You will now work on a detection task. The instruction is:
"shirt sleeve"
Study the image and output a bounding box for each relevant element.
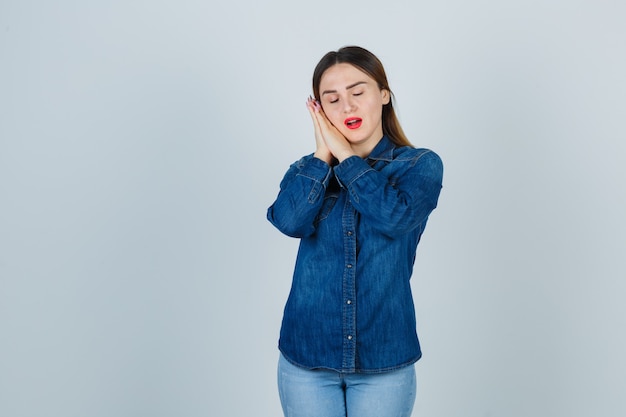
[267,155,333,238]
[333,150,443,237]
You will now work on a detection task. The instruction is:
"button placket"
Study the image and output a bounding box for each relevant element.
[341,200,358,371]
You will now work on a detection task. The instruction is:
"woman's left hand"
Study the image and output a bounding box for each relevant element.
[310,100,356,162]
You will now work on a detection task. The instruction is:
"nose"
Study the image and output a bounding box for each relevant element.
[343,96,357,113]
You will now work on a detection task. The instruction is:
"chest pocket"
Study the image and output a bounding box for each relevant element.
[314,193,338,225]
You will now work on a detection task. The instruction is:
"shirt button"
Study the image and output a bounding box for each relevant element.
[346,264,352,269]
[346,300,352,305]
[347,335,353,340]
[347,231,353,236]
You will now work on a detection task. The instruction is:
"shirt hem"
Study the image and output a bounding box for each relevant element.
[278,348,422,374]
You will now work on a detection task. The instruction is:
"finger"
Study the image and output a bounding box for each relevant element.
[306,99,323,136]
[306,97,323,127]
[314,108,337,139]
[306,97,333,162]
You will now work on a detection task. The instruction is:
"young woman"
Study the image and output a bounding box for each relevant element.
[267,46,443,417]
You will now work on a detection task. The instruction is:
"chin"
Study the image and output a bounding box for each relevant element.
[345,136,364,145]
[343,130,364,141]
[347,133,371,144]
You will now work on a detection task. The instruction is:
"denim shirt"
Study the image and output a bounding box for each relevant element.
[267,136,443,374]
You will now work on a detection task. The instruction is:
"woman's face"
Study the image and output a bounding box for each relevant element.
[318,63,390,151]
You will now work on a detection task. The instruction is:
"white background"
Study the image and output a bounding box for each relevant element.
[1,1,625,416]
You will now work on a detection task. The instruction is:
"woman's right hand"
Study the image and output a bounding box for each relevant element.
[306,96,333,164]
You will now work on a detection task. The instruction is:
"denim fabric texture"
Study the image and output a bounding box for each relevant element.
[267,136,443,373]
[277,353,416,417]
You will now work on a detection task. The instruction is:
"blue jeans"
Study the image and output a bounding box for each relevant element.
[277,354,416,417]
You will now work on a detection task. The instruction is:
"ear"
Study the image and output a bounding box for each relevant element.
[381,89,391,105]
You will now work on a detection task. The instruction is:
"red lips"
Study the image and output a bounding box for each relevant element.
[344,117,362,130]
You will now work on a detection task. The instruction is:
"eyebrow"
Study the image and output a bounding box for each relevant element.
[321,81,367,96]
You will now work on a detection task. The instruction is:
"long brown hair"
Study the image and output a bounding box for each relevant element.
[312,46,412,147]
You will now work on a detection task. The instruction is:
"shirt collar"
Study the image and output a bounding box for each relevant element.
[366,135,396,162]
